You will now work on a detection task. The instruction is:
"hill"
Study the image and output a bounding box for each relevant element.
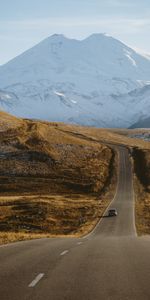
[0,111,117,243]
[0,112,150,243]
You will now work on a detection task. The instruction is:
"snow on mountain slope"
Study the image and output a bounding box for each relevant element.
[130,117,150,129]
[0,33,150,128]
[111,83,150,125]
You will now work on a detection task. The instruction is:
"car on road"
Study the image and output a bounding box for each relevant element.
[108,208,118,217]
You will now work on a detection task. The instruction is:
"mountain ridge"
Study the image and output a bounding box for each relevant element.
[0,33,150,128]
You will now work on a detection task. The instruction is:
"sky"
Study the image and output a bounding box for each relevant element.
[0,0,150,65]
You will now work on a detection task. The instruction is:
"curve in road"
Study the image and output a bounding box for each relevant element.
[0,146,150,300]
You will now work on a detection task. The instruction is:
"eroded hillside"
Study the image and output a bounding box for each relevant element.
[132,148,150,234]
[0,112,117,244]
[0,112,114,194]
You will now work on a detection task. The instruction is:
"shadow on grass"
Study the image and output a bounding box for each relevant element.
[99,215,117,218]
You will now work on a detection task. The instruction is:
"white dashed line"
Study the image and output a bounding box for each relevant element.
[28,273,45,288]
[60,250,69,256]
[82,149,120,239]
[77,242,83,245]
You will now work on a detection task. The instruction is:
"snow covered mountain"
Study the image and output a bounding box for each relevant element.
[130,116,150,129]
[0,33,150,128]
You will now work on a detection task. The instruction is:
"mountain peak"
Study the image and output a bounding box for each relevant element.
[0,33,150,128]
[49,34,66,40]
[46,33,114,44]
[84,33,126,48]
[85,33,111,39]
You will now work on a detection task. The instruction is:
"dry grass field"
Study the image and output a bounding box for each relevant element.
[132,148,150,235]
[59,124,150,236]
[0,187,115,245]
[0,111,150,243]
[0,111,118,244]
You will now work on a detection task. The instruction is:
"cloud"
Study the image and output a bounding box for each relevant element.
[105,0,132,6]
[0,17,150,31]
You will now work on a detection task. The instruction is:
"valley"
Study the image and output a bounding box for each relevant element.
[1,0,150,297]
[0,111,150,244]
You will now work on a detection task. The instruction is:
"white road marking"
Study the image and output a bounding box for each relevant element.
[28,273,45,288]
[77,242,83,245]
[83,149,120,239]
[131,165,138,237]
[60,250,69,256]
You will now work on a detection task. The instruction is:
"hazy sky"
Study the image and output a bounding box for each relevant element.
[0,0,150,64]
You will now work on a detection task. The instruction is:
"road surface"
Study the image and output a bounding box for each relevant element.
[0,147,150,300]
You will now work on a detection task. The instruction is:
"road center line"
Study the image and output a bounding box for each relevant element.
[60,250,69,256]
[28,273,45,288]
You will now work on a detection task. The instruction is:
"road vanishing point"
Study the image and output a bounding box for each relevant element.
[0,147,150,300]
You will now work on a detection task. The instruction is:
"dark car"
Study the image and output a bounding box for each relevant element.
[108,208,118,217]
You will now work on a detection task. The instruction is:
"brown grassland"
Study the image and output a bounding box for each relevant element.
[132,148,150,235]
[0,111,150,244]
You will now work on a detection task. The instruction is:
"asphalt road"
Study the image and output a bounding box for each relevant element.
[0,147,150,300]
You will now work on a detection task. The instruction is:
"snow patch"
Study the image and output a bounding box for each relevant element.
[124,50,137,67]
[70,99,77,104]
[54,91,66,97]
[0,92,12,100]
